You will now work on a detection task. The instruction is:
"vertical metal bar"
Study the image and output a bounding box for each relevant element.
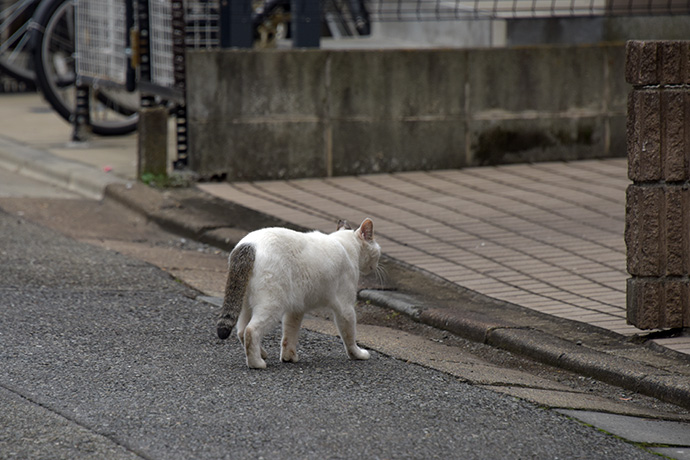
[138,0,155,107]
[173,106,188,170]
[125,0,136,92]
[171,0,188,169]
[219,0,230,46]
[292,0,321,48]
[219,0,252,48]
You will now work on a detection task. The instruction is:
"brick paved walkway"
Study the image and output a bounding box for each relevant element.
[198,158,690,355]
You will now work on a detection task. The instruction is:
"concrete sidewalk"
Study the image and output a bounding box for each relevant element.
[1,93,690,408]
[0,93,173,198]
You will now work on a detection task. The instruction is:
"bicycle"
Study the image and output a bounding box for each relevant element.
[0,0,37,83]
[0,0,138,135]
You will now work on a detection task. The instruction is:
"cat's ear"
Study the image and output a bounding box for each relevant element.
[356,218,374,241]
[337,219,352,231]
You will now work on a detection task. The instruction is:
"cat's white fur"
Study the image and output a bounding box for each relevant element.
[218,218,380,369]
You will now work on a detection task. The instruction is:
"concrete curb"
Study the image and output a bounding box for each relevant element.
[0,136,126,199]
[358,289,690,410]
[104,182,251,252]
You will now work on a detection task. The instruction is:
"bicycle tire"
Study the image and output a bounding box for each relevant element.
[31,0,138,136]
[0,0,38,84]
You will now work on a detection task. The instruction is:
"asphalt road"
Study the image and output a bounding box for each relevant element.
[0,201,664,459]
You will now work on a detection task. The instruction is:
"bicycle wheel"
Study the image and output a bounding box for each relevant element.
[0,0,38,83]
[31,0,138,135]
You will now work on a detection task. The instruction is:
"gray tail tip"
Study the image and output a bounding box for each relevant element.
[217,326,232,340]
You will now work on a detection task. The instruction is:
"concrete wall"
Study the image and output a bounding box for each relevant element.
[186,44,627,180]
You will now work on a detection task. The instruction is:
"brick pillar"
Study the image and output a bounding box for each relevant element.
[625,40,690,329]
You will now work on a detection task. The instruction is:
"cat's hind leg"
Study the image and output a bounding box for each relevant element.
[243,308,276,369]
[236,306,268,360]
[280,312,304,363]
[236,305,251,346]
[332,304,370,361]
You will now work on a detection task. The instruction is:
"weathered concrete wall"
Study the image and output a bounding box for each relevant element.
[186,44,626,180]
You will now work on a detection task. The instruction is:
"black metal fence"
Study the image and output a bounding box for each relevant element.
[71,0,688,168]
[366,0,690,20]
[74,0,690,94]
[226,0,690,47]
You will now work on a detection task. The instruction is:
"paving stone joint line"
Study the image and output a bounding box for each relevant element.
[356,173,627,289]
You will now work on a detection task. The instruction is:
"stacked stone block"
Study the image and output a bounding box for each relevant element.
[626,40,690,329]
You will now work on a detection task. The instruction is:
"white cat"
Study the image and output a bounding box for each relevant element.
[217,218,381,369]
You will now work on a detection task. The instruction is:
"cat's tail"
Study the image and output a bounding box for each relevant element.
[217,243,255,340]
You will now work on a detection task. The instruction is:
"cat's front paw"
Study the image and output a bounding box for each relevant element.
[280,347,299,363]
[247,356,267,369]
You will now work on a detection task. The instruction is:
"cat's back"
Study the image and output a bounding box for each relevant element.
[236,226,362,303]
[239,227,338,258]
[241,226,307,249]
[237,227,352,294]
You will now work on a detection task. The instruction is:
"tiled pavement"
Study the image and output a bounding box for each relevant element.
[198,158,690,356]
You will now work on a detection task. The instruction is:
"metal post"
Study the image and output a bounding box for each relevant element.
[171,0,188,169]
[292,0,321,48]
[71,81,91,142]
[125,0,136,92]
[173,106,188,170]
[137,0,155,108]
[220,0,253,48]
[136,0,165,179]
